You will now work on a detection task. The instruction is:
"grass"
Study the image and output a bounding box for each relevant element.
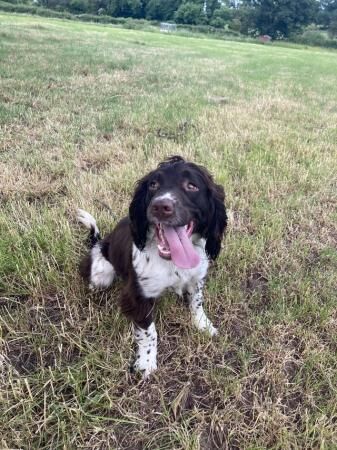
[0,12,337,449]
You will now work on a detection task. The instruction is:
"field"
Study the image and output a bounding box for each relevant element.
[1,13,337,449]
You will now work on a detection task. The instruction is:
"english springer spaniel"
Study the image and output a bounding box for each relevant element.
[78,156,227,378]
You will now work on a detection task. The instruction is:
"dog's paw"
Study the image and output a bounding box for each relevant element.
[131,353,157,379]
[193,316,218,337]
[207,323,218,337]
[198,321,218,337]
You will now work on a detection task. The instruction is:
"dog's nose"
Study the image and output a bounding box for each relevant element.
[151,198,174,220]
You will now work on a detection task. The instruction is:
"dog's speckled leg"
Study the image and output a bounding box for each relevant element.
[186,281,217,336]
[132,322,157,378]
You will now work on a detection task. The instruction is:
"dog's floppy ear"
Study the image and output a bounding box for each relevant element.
[205,182,227,261]
[129,176,149,250]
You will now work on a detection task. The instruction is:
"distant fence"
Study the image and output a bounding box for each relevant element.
[160,22,177,33]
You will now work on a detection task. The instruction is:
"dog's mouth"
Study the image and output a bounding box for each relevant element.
[155,221,200,269]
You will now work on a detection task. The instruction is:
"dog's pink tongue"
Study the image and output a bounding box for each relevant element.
[162,225,200,269]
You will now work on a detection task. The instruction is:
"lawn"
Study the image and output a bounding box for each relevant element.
[0,13,336,449]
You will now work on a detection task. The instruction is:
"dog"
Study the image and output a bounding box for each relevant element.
[78,156,227,378]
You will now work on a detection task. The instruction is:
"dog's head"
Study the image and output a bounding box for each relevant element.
[129,156,227,268]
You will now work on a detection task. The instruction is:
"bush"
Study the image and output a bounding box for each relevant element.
[0,1,72,17]
[0,1,36,12]
[174,2,204,25]
[176,23,214,34]
[0,2,159,27]
[291,26,337,48]
[76,14,157,28]
[327,11,337,38]
[212,6,234,23]
[209,17,226,29]
[67,0,88,14]
[37,8,72,18]
[77,13,120,23]
[3,0,27,4]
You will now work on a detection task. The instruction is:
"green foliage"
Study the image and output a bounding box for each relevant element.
[209,15,226,28]
[231,6,254,34]
[210,6,234,29]
[329,20,337,37]
[174,2,205,25]
[204,0,221,18]
[0,0,72,17]
[212,5,233,22]
[0,1,159,25]
[145,0,163,20]
[68,0,88,14]
[327,9,337,36]
[249,0,319,38]
[318,0,337,30]
[292,25,337,48]
[3,0,28,4]
[145,0,181,21]
[108,0,142,18]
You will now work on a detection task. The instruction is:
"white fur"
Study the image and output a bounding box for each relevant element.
[132,236,209,298]
[78,209,114,289]
[154,192,176,202]
[89,244,115,290]
[187,281,218,336]
[78,209,100,236]
[133,322,157,378]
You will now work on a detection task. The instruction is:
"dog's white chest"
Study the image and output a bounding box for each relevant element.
[132,241,208,298]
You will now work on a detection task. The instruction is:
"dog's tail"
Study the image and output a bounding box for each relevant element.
[77,209,101,248]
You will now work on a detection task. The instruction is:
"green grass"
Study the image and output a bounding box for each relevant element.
[1,12,337,449]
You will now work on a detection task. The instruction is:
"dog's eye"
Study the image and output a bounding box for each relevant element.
[184,181,199,192]
[149,180,160,190]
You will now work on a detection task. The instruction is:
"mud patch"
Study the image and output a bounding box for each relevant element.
[0,294,29,314]
[229,208,256,235]
[3,294,82,374]
[156,120,198,142]
[245,270,270,312]
[1,182,68,206]
[25,184,68,205]
[78,157,110,174]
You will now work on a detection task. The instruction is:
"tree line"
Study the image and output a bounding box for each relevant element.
[31,0,337,38]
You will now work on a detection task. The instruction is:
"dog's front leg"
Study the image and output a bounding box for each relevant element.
[186,280,218,336]
[120,289,157,378]
[133,321,157,378]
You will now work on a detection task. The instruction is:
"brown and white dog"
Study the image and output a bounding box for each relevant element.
[78,156,227,378]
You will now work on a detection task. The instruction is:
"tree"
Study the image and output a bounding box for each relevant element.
[318,0,337,35]
[174,2,204,24]
[210,6,237,29]
[108,0,142,18]
[68,0,89,13]
[145,0,182,21]
[204,0,221,19]
[212,5,233,22]
[145,0,165,20]
[328,9,337,36]
[245,0,319,38]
